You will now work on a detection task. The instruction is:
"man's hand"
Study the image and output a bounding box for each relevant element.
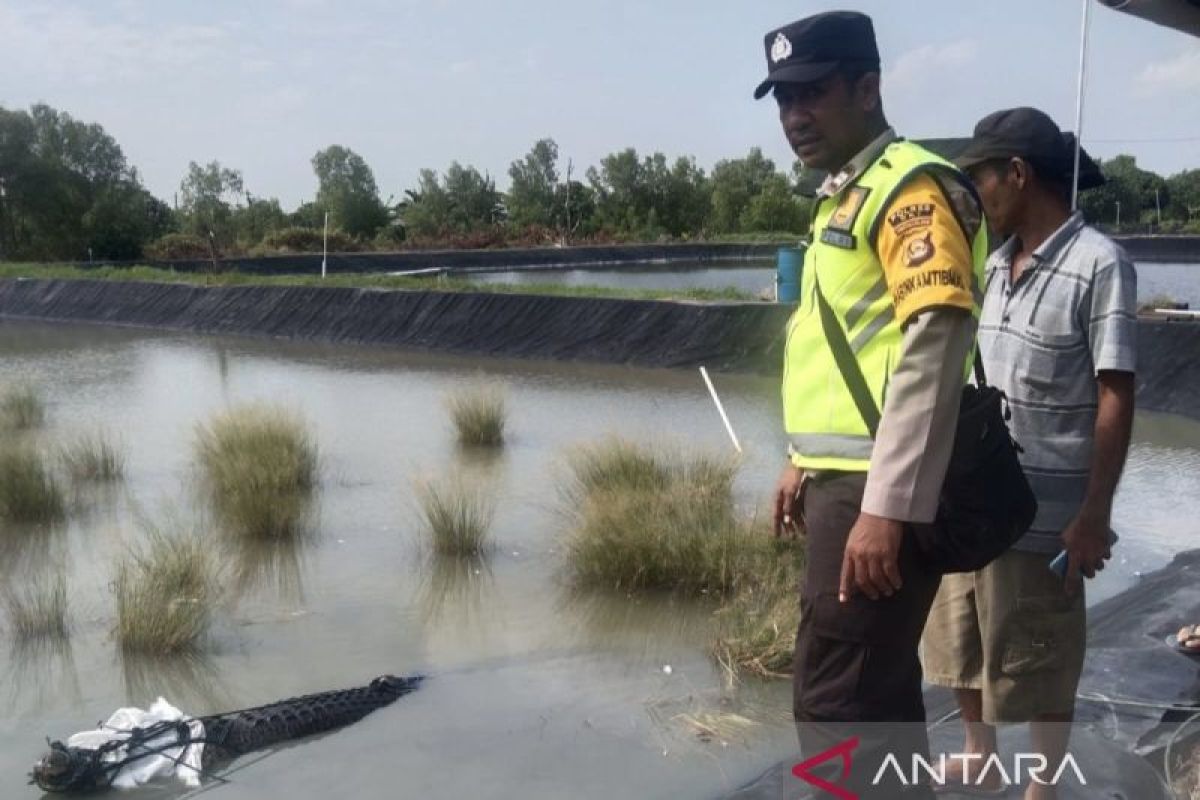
[1061,504,1113,595]
[773,463,805,539]
[839,512,904,602]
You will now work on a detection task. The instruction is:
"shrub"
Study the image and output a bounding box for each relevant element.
[257,226,358,254]
[144,233,211,261]
[1139,293,1187,313]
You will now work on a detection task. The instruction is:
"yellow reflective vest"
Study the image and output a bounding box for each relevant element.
[784,140,988,472]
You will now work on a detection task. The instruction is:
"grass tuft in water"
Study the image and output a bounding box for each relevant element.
[710,536,804,683]
[59,433,124,482]
[416,477,495,557]
[446,384,508,447]
[0,385,45,431]
[563,439,747,594]
[115,528,214,656]
[4,575,69,641]
[195,404,317,538]
[566,438,674,496]
[0,446,65,522]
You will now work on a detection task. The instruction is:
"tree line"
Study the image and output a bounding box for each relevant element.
[0,102,1196,262]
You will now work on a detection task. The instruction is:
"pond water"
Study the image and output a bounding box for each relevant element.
[464,260,1200,307]
[0,320,1197,799]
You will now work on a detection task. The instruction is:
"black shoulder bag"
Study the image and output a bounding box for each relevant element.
[814,279,1037,574]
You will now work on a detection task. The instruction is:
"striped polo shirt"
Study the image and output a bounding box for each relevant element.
[978,211,1137,553]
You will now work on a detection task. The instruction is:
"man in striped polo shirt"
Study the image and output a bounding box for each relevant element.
[922,108,1137,799]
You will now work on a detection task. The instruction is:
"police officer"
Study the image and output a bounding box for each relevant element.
[757,12,987,797]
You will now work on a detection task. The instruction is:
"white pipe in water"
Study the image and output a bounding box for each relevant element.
[699,366,742,454]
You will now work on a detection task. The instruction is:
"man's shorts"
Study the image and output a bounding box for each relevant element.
[921,548,1086,723]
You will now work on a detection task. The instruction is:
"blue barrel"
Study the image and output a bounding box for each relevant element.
[776,245,806,303]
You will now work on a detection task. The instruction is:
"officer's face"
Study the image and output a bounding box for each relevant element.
[774,73,877,172]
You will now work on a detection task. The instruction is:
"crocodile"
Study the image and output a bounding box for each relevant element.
[30,674,423,793]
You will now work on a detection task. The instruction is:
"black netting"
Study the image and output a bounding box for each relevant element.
[200,675,422,760]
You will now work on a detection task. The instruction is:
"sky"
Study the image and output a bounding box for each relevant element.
[1,0,1198,209]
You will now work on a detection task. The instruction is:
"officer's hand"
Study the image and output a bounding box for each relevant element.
[839,512,904,602]
[1061,505,1113,596]
[773,464,805,539]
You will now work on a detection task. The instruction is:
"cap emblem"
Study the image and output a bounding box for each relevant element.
[770,32,793,64]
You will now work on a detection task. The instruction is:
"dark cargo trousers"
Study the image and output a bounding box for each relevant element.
[793,472,941,800]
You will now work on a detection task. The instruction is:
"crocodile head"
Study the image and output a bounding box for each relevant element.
[30,741,91,793]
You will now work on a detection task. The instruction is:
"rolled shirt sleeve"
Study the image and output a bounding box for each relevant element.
[1087,249,1138,374]
[861,308,976,523]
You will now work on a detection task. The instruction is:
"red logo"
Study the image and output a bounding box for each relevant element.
[792,736,860,800]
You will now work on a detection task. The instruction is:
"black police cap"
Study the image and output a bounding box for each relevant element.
[754,11,880,100]
[957,107,1105,190]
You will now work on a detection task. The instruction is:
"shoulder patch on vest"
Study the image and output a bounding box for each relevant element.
[827,186,871,233]
[887,202,935,238]
[905,232,936,267]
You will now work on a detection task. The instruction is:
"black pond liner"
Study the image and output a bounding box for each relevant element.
[0,279,1197,420]
[722,549,1200,800]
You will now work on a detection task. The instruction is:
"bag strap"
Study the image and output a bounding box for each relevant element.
[813,275,987,440]
[814,275,882,438]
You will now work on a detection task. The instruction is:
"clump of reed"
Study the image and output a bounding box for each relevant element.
[710,536,804,683]
[416,476,495,557]
[0,385,45,431]
[0,446,65,523]
[446,384,507,447]
[115,528,214,655]
[194,404,317,539]
[3,575,69,641]
[563,438,751,595]
[59,432,124,483]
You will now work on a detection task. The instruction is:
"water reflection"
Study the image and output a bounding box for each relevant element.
[120,651,231,716]
[554,587,715,659]
[0,523,69,591]
[64,481,125,528]
[3,636,82,715]
[221,523,313,605]
[416,554,497,628]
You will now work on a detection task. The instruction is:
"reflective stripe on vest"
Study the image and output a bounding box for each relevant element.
[789,434,876,460]
[783,140,988,473]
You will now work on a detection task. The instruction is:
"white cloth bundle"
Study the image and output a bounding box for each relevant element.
[64,697,206,789]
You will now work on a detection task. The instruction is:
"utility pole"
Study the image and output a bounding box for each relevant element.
[1070,0,1092,212]
[321,210,329,279]
[563,159,573,244]
[1155,188,1163,229]
[1115,200,1120,229]
[0,177,6,263]
[207,229,219,275]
